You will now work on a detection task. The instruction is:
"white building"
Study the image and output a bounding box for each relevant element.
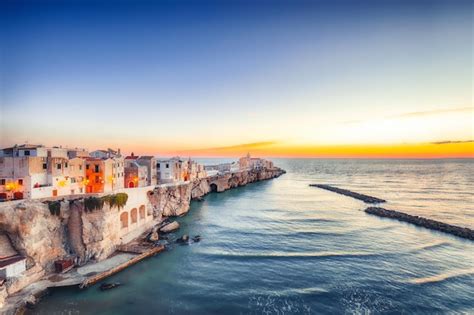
[0,144,87,199]
[0,256,26,279]
[89,148,120,159]
[157,157,184,184]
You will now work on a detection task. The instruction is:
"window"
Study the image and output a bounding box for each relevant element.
[71,178,76,183]
[95,165,100,173]
[79,188,83,193]
[95,176,99,183]
[43,163,47,170]
[0,179,5,185]
[166,163,169,168]
[79,165,82,170]
[57,164,61,170]
[157,163,160,169]
[18,179,23,185]
[86,164,90,170]
[24,150,30,156]
[65,162,68,168]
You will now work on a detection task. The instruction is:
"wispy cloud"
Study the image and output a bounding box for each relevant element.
[431,140,474,145]
[340,106,473,125]
[176,141,278,156]
[388,106,473,119]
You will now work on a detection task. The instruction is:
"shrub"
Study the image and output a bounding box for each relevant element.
[101,193,128,210]
[84,197,104,212]
[48,201,61,216]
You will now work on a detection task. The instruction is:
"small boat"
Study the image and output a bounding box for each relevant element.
[100,282,121,291]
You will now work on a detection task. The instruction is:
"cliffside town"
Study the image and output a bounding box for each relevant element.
[0,144,285,312]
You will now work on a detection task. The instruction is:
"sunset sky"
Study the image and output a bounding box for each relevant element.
[1,0,472,158]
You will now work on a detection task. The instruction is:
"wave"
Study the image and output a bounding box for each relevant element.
[408,240,452,252]
[198,250,379,260]
[407,268,474,284]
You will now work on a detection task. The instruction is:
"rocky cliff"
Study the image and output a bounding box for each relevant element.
[0,167,285,305]
[147,168,285,216]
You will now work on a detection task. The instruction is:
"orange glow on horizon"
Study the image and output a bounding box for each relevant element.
[173,141,474,159]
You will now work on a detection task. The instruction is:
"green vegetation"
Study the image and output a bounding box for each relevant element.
[83,193,128,212]
[102,193,128,210]
[48,201,61,216]
[84,196,104,212]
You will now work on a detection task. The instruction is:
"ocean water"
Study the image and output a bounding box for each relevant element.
[29,159,474,314]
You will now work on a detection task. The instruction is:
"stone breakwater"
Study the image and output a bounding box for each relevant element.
[0,167,285,311]
[365,207,474,241]
[309,184,386,204]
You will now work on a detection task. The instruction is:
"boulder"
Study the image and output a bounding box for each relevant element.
[176,234,189,243]
[160,221,180,233]
[148,231,159,242]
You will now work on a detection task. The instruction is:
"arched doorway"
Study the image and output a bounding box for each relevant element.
[120,212,128,229]
[139,205,145,220]
[128,182,135,188]
[131,208,138,224]
[210,183,218,192]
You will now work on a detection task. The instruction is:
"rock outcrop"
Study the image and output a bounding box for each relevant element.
[160,221,180,233]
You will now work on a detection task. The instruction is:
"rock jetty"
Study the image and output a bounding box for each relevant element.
[365,207,474,241]
[309,184,386,204]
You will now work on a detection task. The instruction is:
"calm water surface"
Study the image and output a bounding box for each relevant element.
[30,159,474,314]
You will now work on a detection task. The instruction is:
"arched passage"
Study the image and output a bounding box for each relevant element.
[120,212,128,229]
[139,205,145,220]
[210,183,218,192]
[128,182,135,188]
[131,208,138,224]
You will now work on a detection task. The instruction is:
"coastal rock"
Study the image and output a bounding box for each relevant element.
[176,234,189,243]
[149,231,159,242]
[160,221,180,233]
[0,200,69,295]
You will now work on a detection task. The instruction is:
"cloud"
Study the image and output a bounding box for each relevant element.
[431,140,474,145]
[388,106,473,119]
[340,106,473,125]
[176,141,279,156]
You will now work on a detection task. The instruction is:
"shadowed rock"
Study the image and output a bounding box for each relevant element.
[310,184,385,204]
[365,207,474,241]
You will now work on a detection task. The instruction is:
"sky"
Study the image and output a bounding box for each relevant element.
[1,0,473,158]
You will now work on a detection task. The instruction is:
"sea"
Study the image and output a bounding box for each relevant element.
[29,159,474,314]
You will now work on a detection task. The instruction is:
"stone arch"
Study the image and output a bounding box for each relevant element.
[210,183,218,192]
[139,205,145,220]
[131,208,138,224]
[120,212,128,229]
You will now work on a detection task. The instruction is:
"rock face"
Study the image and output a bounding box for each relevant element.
[147,168,285,217]
[0,200,70,295]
